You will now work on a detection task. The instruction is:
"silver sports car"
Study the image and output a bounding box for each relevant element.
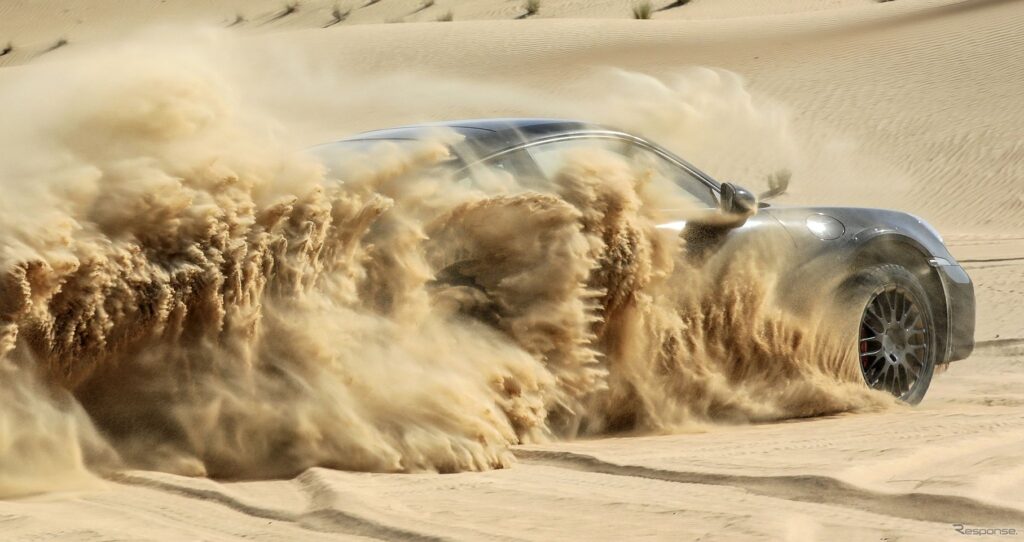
[314,118,975,404]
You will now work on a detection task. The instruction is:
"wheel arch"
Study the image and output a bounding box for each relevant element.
[846,232,950,363]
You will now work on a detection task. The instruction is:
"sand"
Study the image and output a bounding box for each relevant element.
[1,0,1023,540]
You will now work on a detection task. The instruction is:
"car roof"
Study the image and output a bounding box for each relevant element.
[339,118,610,157]
[318,118,721,193]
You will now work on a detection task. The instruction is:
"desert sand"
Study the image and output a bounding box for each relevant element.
[1,0,1023,540]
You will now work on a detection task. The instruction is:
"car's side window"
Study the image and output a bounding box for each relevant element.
[526,138,628,181]
[458,146,542,192]
[624,144,717,209]
[486,148,538,178]
[524,137,717,211]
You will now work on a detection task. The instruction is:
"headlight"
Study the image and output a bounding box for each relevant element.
[805,214,845,240]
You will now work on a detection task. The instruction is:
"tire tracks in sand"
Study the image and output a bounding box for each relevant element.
[109,471,447,541]
[516,449,1024,526]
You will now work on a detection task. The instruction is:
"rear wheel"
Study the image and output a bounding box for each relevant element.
[846,264,936,404]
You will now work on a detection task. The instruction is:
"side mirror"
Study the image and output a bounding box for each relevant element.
[719,182,758,226]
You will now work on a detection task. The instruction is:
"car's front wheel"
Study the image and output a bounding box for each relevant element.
[845,264,937,404]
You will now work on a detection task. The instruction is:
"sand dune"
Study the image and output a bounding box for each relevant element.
[1,0,1023,540]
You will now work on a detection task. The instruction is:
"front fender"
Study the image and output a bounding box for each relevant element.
[759,206,975,363]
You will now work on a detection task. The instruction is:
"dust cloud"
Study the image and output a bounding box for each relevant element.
[0,31,891,496]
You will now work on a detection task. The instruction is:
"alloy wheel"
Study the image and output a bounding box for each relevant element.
[859,286,929,399]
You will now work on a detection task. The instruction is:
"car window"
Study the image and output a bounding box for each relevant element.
[524,137,716,211]
[484,148,538,179]
[527,138,629,180]
[459,147,544,193]
[624,144,717,209]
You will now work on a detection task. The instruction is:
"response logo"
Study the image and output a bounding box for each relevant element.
[953,524,1019,536]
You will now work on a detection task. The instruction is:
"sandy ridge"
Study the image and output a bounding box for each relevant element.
[516,449,1024,525]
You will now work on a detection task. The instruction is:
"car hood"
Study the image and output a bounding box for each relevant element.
[756,205,956,263]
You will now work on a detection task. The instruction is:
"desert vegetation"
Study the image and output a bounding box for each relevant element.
[412,0,435,14]
[269,2,300,22]
[520,0,540,18]
[659,0,692,10]
[326,4,350,26]
[633,1,653,19]
[45,37,68,52]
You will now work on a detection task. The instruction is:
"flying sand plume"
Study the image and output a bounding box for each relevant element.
[0,34,892,496]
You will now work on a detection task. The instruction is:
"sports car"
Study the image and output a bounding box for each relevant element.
[312,118,975,404]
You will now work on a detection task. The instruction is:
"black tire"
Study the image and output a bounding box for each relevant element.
[842,264,937,405]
